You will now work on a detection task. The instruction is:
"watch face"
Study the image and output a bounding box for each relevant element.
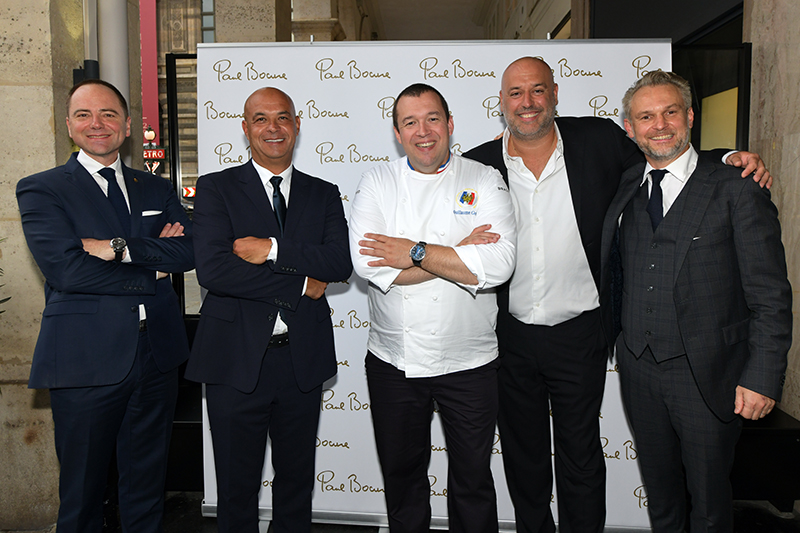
[111,237,126,252]
[410,244,426,261]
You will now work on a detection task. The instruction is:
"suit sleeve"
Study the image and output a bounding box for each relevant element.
[272,182,352,283]
[614,122,645,173]
[16,175,158,295]
[126,176,194,273]
[731,179,792,400]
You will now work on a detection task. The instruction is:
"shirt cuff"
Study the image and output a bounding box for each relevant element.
[302,276,308,296]
[453,245,484,294]
[268,237,278,262]
[122,246,131,263]
[722,150,737,165]
[370,266,403,293]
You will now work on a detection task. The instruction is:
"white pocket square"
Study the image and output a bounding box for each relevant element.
[142,210,162,216]
[692,236,701,240]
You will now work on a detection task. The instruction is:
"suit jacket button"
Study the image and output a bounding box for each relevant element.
[131,306,137,312]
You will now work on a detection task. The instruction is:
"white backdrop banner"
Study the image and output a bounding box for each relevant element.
[196,39,671,530]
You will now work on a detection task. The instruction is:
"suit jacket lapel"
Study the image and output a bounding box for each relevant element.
[122,164,143,237]
[672,159,717,283]
[239,161,282,235]
[559,119,586,230]
[64,154,127,235]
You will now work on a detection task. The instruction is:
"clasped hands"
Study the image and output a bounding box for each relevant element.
[81,222,185,279]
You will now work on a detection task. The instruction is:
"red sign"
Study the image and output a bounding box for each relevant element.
[144,148,165,159]
[183,187,196,198]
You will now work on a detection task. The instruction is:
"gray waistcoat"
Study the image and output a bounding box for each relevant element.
[620,182,688,361]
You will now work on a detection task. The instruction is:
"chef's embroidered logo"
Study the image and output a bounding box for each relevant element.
[454,189,478,215]
[458,189,478,207]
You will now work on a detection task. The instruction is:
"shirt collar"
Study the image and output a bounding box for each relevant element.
[252,160,293,190]
[502,124,564,162]
[640,144,698,186]
[77,150,122,177]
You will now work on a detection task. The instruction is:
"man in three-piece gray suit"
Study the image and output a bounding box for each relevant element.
[602,70,792,532]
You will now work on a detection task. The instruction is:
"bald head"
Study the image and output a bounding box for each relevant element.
[500,57,558,143]
[244,87,296,118]
[501,57,555,93]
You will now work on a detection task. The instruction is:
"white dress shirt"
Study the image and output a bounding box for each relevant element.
[640,145,699,213]
[502,126,599,327]
[349,154,516,377]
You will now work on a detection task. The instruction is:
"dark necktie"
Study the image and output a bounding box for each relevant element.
[646,169,667,231]
[270,176,287,236]
[99,167,130,235]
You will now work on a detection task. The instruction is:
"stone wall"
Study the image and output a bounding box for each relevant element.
[0,0,145,528]
[0,0,84,528]
[744,0,800,422]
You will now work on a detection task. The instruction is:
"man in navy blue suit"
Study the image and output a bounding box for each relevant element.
[16,79,194,532]
[186,87,351,533]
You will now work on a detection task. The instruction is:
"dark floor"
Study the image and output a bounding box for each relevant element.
[120,492,800,532]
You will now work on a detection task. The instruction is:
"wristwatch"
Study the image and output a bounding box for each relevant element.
[110,237,127,262]
[409,241,427,267]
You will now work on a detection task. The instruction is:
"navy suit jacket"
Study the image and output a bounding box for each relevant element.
[17,152,194,389]
[185,162,351,394]
[601,154,792,420]
[464,117,642,345]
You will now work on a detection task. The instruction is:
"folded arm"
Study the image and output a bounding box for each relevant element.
[349,168,515,293]
[16,176,157,295]
[193,175,350,307]
[125,180,195,273]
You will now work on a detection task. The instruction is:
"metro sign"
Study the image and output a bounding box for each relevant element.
[144,148,166,159]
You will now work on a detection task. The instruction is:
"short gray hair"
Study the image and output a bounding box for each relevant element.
[622,70,692,119]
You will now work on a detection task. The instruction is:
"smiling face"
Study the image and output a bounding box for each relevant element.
[624,83,694,167]
[500,57,558,142]
[393,90,454,174]
[242,88,300,174]
[66,83,131,166]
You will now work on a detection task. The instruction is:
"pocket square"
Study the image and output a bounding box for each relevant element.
[142,210,162,216]
[692,236,701,240]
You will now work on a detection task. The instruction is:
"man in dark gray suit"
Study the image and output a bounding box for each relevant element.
[603,70,792,532]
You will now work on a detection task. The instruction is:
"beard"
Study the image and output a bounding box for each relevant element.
[505,104,556,142]
[637,127,691,163]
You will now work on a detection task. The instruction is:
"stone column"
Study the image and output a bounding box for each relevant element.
[292,0,345,42]
[0,0,83,529]
[743,1,800,422]
[570,0,590,38]
[215,0,292,43]
[337,0,360,41]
